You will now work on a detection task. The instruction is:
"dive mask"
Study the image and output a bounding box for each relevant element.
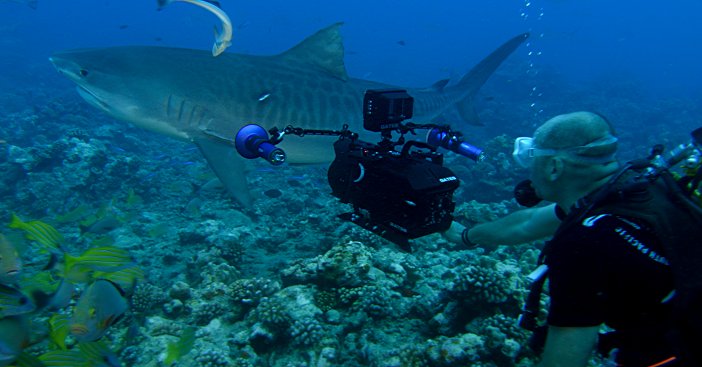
[512,135,618,169]
[512,137,559,169]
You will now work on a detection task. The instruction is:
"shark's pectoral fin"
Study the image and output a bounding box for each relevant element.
[193,136,252,208]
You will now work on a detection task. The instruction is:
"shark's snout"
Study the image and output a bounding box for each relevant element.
[48,54,80,80]
[48,56,63,74]
[48,52,110,111]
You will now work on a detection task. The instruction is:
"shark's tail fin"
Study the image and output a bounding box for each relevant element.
[457,33,530,91]
[450,32,530,125]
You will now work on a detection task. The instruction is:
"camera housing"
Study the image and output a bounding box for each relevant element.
[328,138,459,251]
[327,89,459,251]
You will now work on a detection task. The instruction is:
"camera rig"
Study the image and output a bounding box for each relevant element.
[235,89,485,251]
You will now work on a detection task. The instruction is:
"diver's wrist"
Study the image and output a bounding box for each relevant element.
[461,228,478,249]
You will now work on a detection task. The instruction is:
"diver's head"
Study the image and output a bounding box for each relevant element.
[513,111,620,206]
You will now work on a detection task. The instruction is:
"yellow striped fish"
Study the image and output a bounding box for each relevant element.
[48,314,70,351]
[165,327,196,366]
[35,342,119,366]
[93,265,144,290]
[63,246,136,284]
[8,214,63,251]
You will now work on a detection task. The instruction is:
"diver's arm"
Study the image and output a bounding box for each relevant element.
[537,325,599,367]
[469,203,560,247]
[445,203,560,248]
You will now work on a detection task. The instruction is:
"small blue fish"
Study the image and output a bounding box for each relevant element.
[108,145,127,153]
[255,167,276,173]
[173,161,196,166]
[79,216,122,235]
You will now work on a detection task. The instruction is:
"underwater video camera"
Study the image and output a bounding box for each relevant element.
[235,89,485,251]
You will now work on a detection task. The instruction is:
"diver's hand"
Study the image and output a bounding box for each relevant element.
[443,221,483,249]
[442,221,467,244]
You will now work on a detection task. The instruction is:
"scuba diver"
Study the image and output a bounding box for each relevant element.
[445,111,702,367]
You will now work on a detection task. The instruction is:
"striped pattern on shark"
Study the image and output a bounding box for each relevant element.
[50,23,528,207]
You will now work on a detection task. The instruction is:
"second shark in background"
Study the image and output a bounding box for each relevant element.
[157,0,233,56]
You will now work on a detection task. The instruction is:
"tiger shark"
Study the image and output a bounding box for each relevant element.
[50,23,528,208]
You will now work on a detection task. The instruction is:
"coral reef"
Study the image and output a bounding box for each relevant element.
[131,282,167,315]
[229,278,281,308]
[195,348,231,367]
[452,256,521,305]
[281,240,375,287]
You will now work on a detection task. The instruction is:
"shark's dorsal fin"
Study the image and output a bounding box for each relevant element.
[278,22,348,81]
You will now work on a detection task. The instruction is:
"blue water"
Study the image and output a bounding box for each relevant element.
[3,1,702,93]
[1,1,702,365]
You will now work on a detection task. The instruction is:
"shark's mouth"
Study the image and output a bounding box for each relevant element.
[76,86,110,112]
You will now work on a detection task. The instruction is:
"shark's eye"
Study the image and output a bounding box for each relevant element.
[79,69,89,77]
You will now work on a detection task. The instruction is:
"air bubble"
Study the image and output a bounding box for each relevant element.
[520,0,547,116]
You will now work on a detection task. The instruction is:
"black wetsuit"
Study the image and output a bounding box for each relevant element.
[545,206,676,366]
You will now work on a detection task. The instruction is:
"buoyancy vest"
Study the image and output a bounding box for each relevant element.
[521,163,702,366]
